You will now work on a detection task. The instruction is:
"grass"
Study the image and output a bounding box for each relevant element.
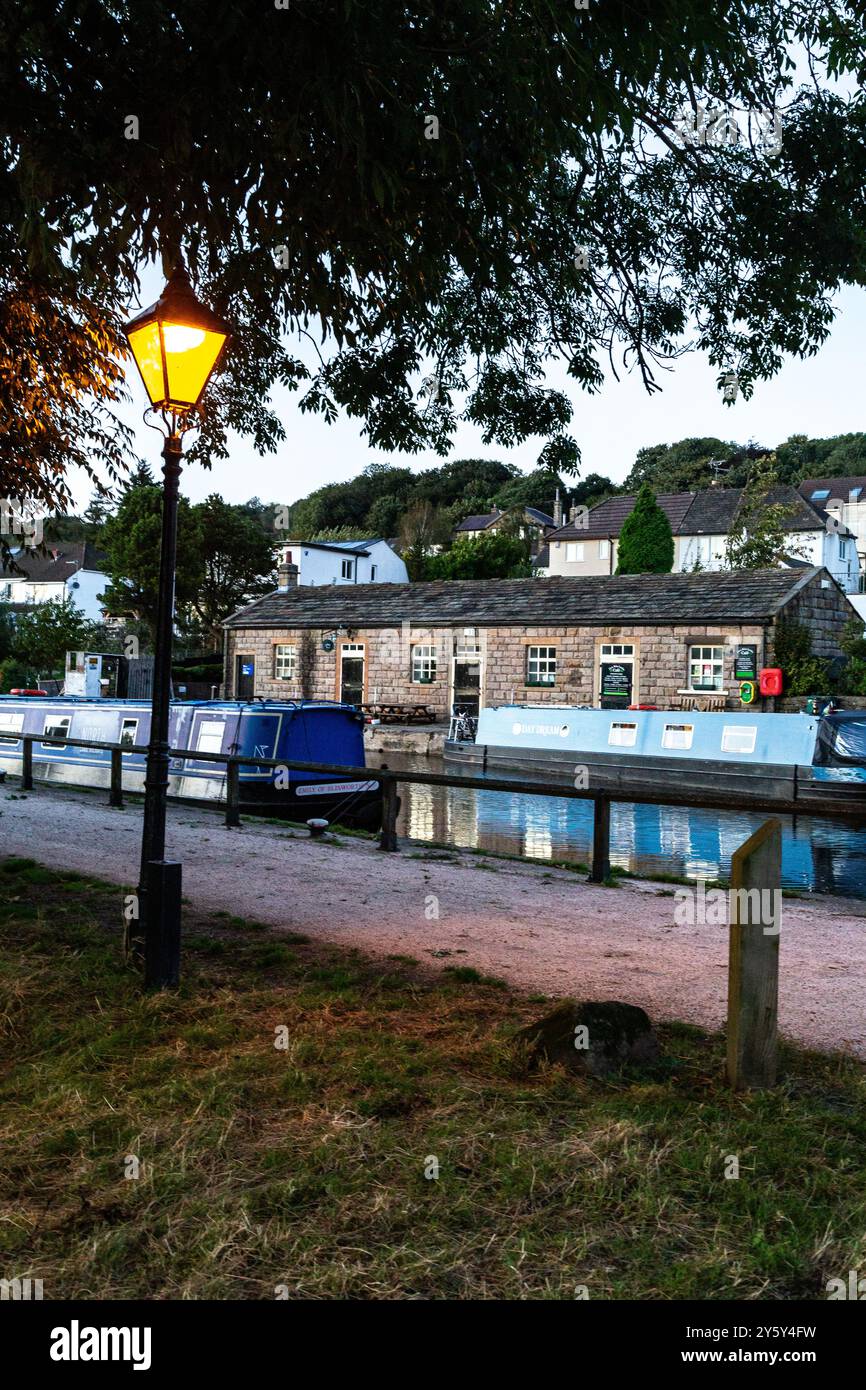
[1,855,865,1301]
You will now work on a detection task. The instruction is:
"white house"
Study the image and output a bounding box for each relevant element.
[798,475,866,622]
[0,542,111,621]
[276,537,408,586]
[545,486,861,595]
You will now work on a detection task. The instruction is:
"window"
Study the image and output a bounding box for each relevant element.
[274,644,297,680]
[721,725,757,755]
[411,644,437,684]
[810,489,830,502]
[600,643,635,659]
[662,722,694,750]
[608,721,637,747]
[688,644,725,692]
[526,645,557,686]
[120,718,139,748]
[42,714,70,750]
[565,542,584,562]
[196,720,225,755]
[370,564,378,581]
[850,487,862,502]
[340,558,354,579]
[598,540,610,559]
[0,711,24,744]
[839,539,849,559]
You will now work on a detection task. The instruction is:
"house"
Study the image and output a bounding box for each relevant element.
[798,475,866,620]
[223,566,856,714]
[454,505,555,560]
[0,542,110,622]
[545,486,860,594]
[276,537,408,586]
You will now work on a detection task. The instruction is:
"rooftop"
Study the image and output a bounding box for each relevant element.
[0,541,107,581]
[548,485,841,541]
[225,566,830,630]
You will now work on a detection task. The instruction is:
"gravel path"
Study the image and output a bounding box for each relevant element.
[3,782,865,1058]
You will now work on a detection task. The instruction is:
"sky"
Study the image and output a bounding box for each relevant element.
[70,264,866,517]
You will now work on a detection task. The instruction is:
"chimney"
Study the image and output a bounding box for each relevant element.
[568,504,578,525]
[277,561,299,591]
[553,486,562,528]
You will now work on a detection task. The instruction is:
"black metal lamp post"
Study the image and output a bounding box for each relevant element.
[123,265,230,987]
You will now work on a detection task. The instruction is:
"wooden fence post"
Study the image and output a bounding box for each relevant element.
[109,748,124,808]
[21,736,33,790]
[379,778,399,852]
[727,818,781,1090]
[589,795,610,883]
[225,760,241,828]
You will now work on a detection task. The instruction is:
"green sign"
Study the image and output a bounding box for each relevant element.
[734,644,758,681]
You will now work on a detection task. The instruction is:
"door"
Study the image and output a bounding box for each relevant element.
[598,642,636,709]
[339,643,365,705]
[235,654,255,700]
[451,657,482,717]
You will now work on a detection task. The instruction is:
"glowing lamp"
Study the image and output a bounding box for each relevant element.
[123,265,230,412]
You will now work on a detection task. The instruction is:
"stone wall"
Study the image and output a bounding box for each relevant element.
[766,571,858,662]
[225,620,770,711]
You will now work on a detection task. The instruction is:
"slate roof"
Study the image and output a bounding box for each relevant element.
[455,507,554,533]
[225,567,825,630]
[799,476,866,503]
[455,512,499,532]
[548,485,838,541]
[0,542,108,581]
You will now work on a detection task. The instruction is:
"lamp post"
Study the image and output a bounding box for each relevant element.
[123,264,230,987]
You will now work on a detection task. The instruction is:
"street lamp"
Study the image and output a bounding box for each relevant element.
[123,264,230,987]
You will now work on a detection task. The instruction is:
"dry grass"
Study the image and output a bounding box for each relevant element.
[2,855,866,1301]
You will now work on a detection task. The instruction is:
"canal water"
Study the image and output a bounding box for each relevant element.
[383,752,866,900]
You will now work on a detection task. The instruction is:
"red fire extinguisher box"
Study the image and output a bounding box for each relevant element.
[759,667,783,697]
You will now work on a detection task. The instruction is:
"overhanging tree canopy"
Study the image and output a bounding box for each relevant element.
[3,1,866,512]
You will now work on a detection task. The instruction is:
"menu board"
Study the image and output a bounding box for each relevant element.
[734,644,758,681]
[600,661,632,706]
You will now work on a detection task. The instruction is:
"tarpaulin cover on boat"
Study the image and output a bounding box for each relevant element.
[816,714,866,765]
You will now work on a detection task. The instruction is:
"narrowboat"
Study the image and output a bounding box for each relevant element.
[0,696,383,829]
[444,704,866,814]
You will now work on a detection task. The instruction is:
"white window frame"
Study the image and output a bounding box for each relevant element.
[274,644,297,680]
[0,711,25,744]
[526,645,557,687]
[340,558,354,579]
[565,542,584,562]
[196,720,225,755]
[411,644,437,684]
[608,721,637,747]
[119,717,139,748]
[41,714,71,751]
[688,644,725,692]
[721,725,757,755]
[598,540,610,559]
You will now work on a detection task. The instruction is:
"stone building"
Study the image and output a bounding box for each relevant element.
[223,566,857,715]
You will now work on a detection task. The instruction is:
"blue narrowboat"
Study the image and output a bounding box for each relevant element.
[0,696,383,829]
[444,704,866,814]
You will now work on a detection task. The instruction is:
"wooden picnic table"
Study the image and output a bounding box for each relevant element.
[359,701,437,724]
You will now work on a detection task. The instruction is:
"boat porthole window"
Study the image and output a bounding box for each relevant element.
[608,721,638,747]
[721,725,757,755]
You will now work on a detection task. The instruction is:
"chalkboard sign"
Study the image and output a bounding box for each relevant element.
[600,661,632,707]
[734,644,758,681]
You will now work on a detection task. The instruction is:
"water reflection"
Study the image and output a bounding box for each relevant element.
[384,753,866,899]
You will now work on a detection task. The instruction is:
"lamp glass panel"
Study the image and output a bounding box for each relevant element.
[163,324,226,406]
[126,323,166,406]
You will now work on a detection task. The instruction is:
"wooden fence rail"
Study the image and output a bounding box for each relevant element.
[5,732,865,886]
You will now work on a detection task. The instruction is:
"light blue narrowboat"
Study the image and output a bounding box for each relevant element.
[444,704,866,814]
[0,696,382,829]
